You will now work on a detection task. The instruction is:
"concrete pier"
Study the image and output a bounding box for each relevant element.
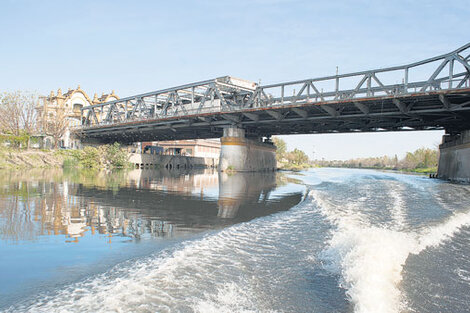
[219,127,276,172]
[438,130,470,183]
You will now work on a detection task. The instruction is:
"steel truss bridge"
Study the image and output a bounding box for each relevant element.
[78,43,470,143]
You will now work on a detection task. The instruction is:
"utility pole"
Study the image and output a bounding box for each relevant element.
[311,145,315,165]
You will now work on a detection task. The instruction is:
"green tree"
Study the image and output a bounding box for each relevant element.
[273,137,287,161]
[79,147,100,168]
[287,148,309,165]
[105,142,128,168]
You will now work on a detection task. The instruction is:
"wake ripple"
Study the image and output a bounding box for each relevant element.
[312,185,470,313]
[6,196,322,313]
[6,170,470,313]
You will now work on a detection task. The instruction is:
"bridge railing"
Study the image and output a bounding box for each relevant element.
[80,43,470,128]
[246,42,470,109]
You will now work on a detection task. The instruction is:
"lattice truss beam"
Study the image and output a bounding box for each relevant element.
[80,43,470,130]
[247,42,470,108]
[81,77,255,126]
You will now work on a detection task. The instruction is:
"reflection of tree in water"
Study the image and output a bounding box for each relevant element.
[0,178,86,242]
[0,171,175,243]
[0,180,38,241]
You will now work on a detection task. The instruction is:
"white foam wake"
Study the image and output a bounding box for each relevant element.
[9,199,317,313]
[387,182,406,230]
[312,189,470,313]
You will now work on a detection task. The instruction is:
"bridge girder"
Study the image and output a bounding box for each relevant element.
[76,43,470,143]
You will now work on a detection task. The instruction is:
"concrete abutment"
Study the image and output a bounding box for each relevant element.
[438,129,470,183]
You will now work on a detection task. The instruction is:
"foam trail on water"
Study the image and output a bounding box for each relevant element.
[387,182,406,230]
[312,189,416,313]
[7,197,318,313]
[312,188,470,313]
[417,211,470,250]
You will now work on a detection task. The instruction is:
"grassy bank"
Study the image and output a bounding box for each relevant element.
[0,143,130,170]
[0,148,64,169]
[58,143,130,169]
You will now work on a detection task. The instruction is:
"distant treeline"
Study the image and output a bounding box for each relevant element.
[315,147,438,173]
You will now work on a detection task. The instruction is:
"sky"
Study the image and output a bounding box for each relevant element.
[1,0,469,160]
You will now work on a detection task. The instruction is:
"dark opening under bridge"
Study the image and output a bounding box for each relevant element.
[76,43,470,180]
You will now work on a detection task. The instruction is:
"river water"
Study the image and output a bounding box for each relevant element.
[1,168,470,313]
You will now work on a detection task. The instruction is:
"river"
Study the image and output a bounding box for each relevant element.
[0,168,469,312]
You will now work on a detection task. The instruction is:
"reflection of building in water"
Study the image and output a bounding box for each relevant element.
[0,180,174,243]
[218,172,276,218]
[127,168,218,196]
[0,169,302,244]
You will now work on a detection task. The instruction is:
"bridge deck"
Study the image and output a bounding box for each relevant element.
[77,88,470,143]
[77,43,470,143]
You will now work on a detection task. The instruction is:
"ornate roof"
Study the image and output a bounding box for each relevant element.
[97,90,119,103]
[46,86,118,105]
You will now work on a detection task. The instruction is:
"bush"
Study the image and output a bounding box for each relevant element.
[0,132,30,148]
[63,157,79,168]
[59,143,129,169]
[80,147,100,168]
[105,142,128,168]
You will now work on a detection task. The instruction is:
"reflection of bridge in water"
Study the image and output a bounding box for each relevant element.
[77,43,470,179]
[79,169,302,226]
[218,172,278,218]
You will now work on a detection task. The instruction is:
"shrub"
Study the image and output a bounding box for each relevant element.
[80,147,100,168]
[63,157,79,168]
[105,142,128,168]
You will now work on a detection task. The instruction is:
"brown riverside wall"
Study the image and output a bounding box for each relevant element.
[437,130,470,183]
[128,153,218,170]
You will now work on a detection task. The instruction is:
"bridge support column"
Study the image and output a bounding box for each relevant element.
[219,126,276,172]
[437,129,470,183]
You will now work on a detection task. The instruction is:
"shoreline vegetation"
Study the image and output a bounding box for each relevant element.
[273,137,438,174]
[314,147,438,174]
[1,135,437,176]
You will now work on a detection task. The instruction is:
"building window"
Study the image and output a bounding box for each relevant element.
[73,103,83,113]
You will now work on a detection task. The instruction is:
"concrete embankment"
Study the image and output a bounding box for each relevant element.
[128,153,218,169]
[0,149,64,169]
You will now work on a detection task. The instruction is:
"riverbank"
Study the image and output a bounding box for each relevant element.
[277,161,312,171]
[0,143,129,170]
[0,148,64,169]
[317,165,437,175]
